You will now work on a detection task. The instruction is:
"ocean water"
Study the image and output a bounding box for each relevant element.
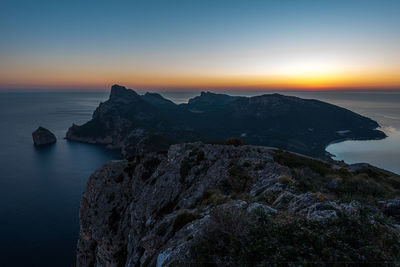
[310,91,400,174]
[0,90,399,266]
[0,92,119,267]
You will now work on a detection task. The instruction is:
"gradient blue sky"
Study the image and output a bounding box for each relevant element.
[1,0,399,90]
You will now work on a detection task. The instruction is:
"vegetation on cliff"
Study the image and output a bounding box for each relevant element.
[76,142,400,266]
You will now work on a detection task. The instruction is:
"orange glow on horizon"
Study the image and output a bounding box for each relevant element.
[2,40,399,91]
[1,65,399,91]
[2,0,400,92]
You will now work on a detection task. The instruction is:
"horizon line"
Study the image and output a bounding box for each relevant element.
[1,84,400,92]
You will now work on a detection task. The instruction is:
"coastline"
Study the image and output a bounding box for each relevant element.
[324,127,400,174]
[324,127,388,158]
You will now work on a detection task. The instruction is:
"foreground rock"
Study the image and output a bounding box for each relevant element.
[66,84,385,158]
[76,143,400,266]
[32,127,56,146]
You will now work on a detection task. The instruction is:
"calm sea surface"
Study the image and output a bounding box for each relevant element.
[0,92,119,266]
[0,90,399,266]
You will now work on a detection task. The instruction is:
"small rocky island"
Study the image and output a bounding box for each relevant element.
[32,127,56,146]
[66,84,385,159]
[76,142,400,266]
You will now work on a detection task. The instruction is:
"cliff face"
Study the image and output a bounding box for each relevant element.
[66,85,385,158]
[76,142,400,266]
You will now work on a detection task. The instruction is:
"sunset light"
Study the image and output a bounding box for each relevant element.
[1,0,399,91]
[2,1,400,266]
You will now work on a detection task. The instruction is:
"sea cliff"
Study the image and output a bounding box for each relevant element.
[76,142,400,266]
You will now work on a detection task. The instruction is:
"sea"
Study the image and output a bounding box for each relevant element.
[0,90,399,266]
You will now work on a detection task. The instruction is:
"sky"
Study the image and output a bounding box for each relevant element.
[0,0,399,91]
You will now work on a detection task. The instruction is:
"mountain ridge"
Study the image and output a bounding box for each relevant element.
[66,84,386,158]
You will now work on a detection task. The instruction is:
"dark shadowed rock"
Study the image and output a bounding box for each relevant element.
[66,84,386,159]
[187,91,241,110]
[380,199,400,219]
[142,92,176,108]
[75,142,400,266]
[32,127,56,146]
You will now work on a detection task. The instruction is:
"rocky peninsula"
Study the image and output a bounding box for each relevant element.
[66,85,385,159]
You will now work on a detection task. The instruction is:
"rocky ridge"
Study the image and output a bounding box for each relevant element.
[76,142,400,266]
[66,85,385,158]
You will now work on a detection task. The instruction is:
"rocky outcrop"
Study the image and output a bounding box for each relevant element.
[32,126,56,146]
[66,84,386,158]
[76,143,400,266]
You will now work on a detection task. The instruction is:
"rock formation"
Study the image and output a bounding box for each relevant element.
[76,142,400,266]
[32,126,56,146]
[66,85,386,159]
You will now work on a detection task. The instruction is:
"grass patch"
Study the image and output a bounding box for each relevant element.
[277,174,292,185]
[274,150,349,177]
[190,208,400,266]
[220,164,253,194]
[274,150,399,202]
[198,189,227,206]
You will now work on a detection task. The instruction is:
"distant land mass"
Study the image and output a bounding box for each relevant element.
[66,84,386,158]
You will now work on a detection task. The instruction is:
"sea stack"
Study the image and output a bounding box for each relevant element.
[32,127,56,146]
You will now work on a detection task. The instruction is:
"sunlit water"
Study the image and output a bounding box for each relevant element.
[0,90,399,266]
[326,129,400,174]
[284,91,400,175]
